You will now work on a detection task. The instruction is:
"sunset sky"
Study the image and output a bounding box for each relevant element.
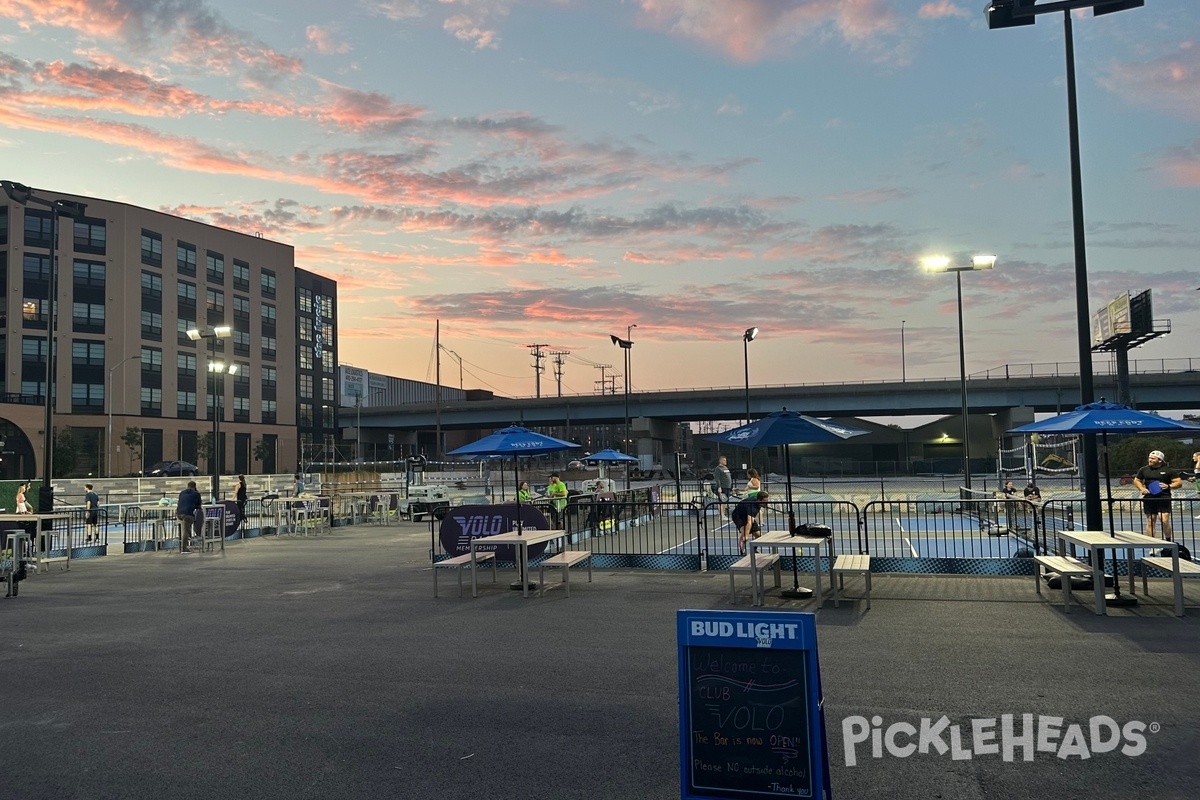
[2,0,1197,400]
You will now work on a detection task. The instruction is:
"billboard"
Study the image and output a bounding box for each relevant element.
[1091,292,1132,346]
[340,366,367,406]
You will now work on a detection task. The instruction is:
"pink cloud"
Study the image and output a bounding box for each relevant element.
[1101,40,1200,119]
[636,0,905,63]
[1153,141,1200,187]
[917,2,967,20]
[306,25,352,55]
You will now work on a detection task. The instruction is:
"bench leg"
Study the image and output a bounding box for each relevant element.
[772,561,781,590]
[1034,562,1043,596]
[833,572,842,608]
[1141,561,1148,596]
[1062,574,1072,614]
[563,564,570,598]
[730,570,737,605]
[865,572,872,610]
[586,555,593,584]
[434,565,440,598]
[490,557,498,585]
[539,562,546,598]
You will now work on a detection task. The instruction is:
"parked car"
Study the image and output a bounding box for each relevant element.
[566,460,587,471]
[144,460,200,477]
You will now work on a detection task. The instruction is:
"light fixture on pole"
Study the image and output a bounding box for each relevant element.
[106,353,141,477]
[188,325,234,500]
[610,330,635,488]
[901,320,906,383]
[2,180,87,514]
[742,327,758,425]
[985,0,1144,534]
[921,254,997,491]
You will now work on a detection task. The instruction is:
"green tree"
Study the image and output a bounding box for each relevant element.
[253,438,274,474]
[53,426,80,477]
[1105,435,1193,476]
[197,431,215,471]
[122,427,143,475]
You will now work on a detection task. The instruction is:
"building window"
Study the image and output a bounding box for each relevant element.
[177,241,197,275]
[261,303,276,325]
[177,280,197,303]
[323,406,334,428]
[298,404,313,427]
[141,230,163,267]
[262,336,276,360]
[140,271,162,299]
[74,260,107,289]
[299,318,312,342]
[233,395,250,422]
[73,302,105,333]
[23,253,50,282]
[71,340,105,366]
[232,328,250,356]
[262,366,277,388]
[232,295,250,320]
[141,346,163,374]
[21,380,46,399]
[24,210,53,248]
[177,317,197,344]
[261,269,276,297]
[142,386,163,415]
[299,374,313,399]
[177,353,197,377]
[71,382,105,411]
[233,259,250,291]
[206,250,224,284]
[73,218,106,254]
[22,298,48,326]
[322,351,333,372]
[261,399,277,424]
[206,288,225,315]
[140,310,162,339]
[175,390,195,418]
[22,336,48,365]
[299,348,312,370]
[319,296,333,317]
[322,377,334,402]
[299,288,313,314]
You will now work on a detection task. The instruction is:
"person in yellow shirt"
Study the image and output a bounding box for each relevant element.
[545,473,568,528]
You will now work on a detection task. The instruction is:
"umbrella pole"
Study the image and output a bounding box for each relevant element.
[510,456,536,591]
[1101,431,1135,606]
[778,454,813,599]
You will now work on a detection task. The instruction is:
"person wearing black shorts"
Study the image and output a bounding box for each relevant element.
[1133,450,1182,540]
[84,483,100,543]
[730,490,769,556]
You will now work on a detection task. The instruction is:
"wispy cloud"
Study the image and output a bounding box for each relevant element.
[306,25,352,55]
[1101,39,1200,118]
[917,2,968,20]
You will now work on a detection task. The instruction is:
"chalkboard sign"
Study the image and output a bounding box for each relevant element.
[677,611,831,799]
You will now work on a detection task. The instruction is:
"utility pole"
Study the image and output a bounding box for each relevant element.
[526,344,549,398]
[549,350,570,397]
[593,364,612,395]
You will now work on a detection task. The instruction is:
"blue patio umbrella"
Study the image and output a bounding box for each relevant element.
[448,426,580,589]
[1009,401,1200,603]
[707,410,869,597]
[582,449,640,463]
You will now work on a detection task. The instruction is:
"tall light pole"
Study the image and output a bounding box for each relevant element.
[742,327,758,425]
[901,320,906,382]
[985,0,1144,534]
[106,353,140,477]
[922,255,997,490]
[610,331,635,487]
[2,180,87,513]
[188,325,234,500]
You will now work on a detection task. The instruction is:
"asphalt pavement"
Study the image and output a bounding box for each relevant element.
[2,522,1197,800]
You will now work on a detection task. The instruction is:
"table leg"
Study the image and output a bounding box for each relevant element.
[471,544,479,598]
[749,545,760,607]
[1172,546,1184,617]
[521,541,530,599]
[1126,547,1136,595]
[812,546,822,605]
[1091,547,1106,616]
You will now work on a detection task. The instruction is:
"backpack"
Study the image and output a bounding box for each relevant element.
[1161,545,1192,561]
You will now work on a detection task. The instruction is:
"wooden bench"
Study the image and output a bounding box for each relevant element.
[832,554,872,609]
[1033,555,1092,613]
[1139,556,1200,596]
[435,552,497,598]
[538,550,593,597]
[728,554,781,605]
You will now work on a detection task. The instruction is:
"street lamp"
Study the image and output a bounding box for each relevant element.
[2,180,88,513]
[742,327,758,425]
[188,326,234,500]
[985,0,1145,533]
[901,320,906,383]
[610,329,635,487]
[106,353,141,477]
[922,254,997,490]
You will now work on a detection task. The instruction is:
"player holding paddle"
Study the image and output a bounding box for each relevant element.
[1133,450,1183,540]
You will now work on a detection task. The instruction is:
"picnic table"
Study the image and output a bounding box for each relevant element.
[748,530,834,607]
[1056,530,1184,616]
